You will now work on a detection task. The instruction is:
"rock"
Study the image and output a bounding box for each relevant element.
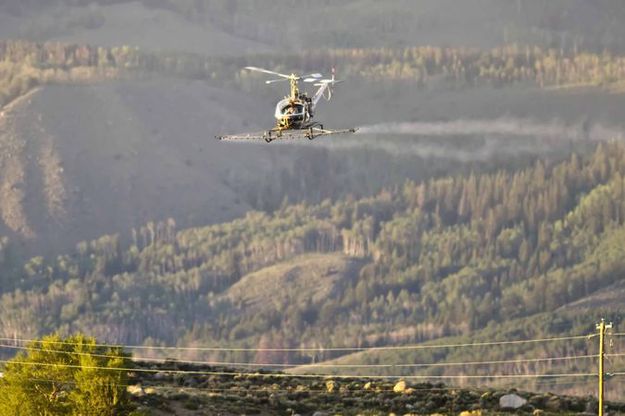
[312,412,328,416]
[568,397,585,412]
[127,384,145,397]
[459,410,482,416]
[528,395,547,408]
[479,391,494,407]
[393,380,407,393]
[339,385,351,393]
[532,409,544,416]
[325,380,337,393]
[364,381,373,390]
[144,387,157,395]
[545,395,561,412]
[499,393,527,409]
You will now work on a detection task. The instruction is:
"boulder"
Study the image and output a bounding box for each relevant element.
[126,384,145,397]
[544,395,561,412]
[499,393,527,409]
[528,395,547,408]
[393,380,407,393]
[459,410,482,416]
[325,380,337,393]
[144,387,157,395]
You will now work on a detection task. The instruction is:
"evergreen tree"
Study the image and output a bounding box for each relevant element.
[0,334,131,416]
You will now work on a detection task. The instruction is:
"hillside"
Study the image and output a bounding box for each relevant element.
[226,254,362,314]
[3,1,625,53]
[2,143,625,400]
[0,80,264,254]
[0,78,557,255]
[4,38,625,256]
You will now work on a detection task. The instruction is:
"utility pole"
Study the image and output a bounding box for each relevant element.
[597,319,613,416]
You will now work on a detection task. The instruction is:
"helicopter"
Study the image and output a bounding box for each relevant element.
[216,66,357,143]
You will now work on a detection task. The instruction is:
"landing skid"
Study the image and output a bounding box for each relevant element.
[216,126,357,143]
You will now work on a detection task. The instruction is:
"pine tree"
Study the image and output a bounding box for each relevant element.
[0,334,131,416]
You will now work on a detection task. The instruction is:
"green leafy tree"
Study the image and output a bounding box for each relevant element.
[0,334,131,416]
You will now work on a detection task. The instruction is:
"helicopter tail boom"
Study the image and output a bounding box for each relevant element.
[312,68,342,109]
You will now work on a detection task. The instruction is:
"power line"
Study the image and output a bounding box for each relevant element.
[0,359,596,380]
[293,354,598,369]
[0,334,590,353]
[0,343,598,369]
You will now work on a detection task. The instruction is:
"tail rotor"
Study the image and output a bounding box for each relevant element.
[312,68,343,100]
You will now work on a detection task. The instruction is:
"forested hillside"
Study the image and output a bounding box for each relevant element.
[1,143,624,387]
[2,40,625,361]
[5,39,625,111]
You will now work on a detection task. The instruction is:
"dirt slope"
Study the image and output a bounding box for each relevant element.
[225,253,361,312]
[557,280,625,314]
[0,79,311,255]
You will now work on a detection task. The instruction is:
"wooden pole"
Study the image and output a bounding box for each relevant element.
[597,319,613,416]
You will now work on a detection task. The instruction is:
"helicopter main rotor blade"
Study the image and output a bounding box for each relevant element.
[245,66,292,79]
[314,79,344,86]
[265,79,289,84]
[302,73,323,79]
[303,74,324,83]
